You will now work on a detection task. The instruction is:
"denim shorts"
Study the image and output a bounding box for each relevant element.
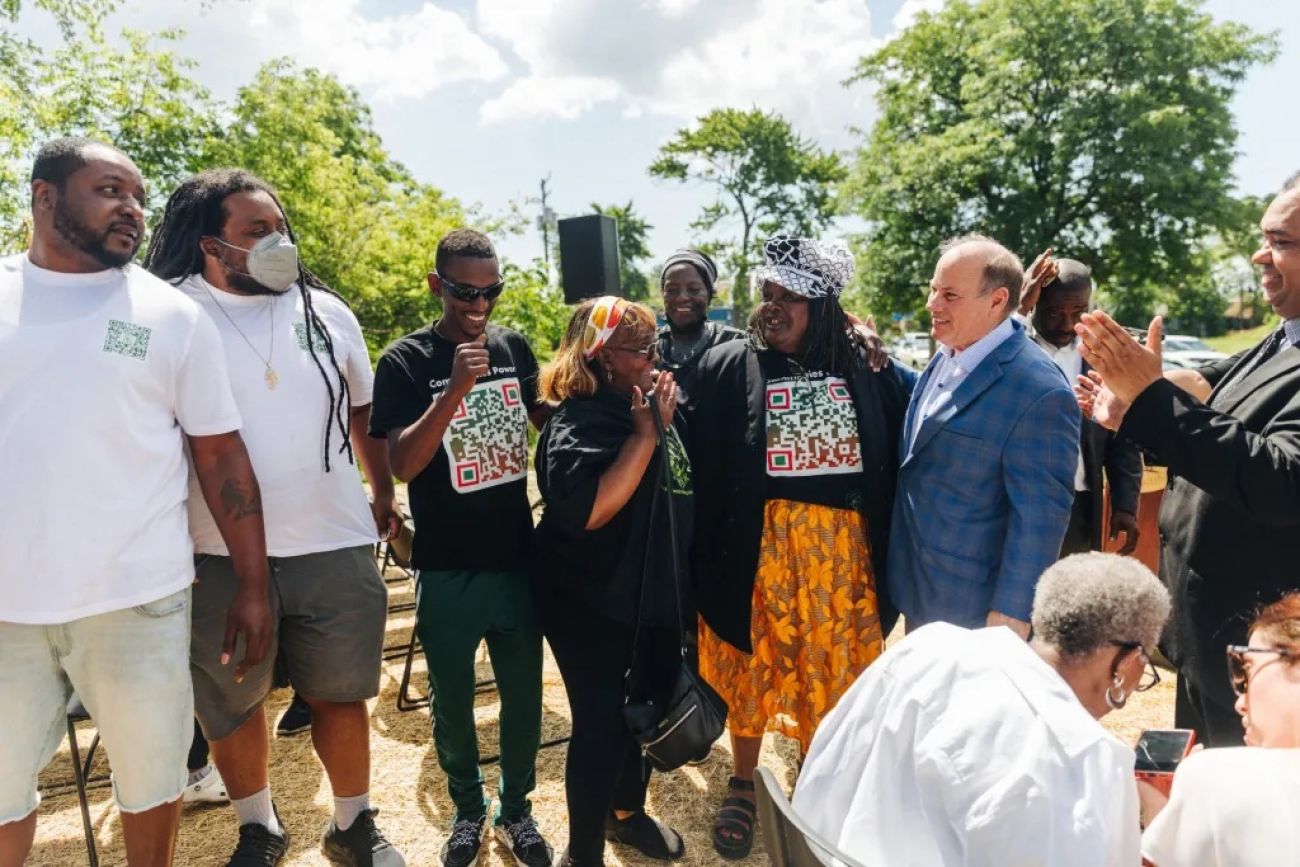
[0,587,193,823]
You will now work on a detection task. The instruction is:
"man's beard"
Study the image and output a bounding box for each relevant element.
[52,199,137,269]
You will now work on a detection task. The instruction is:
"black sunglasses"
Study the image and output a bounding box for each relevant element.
[1226,644,1300,696]
[437,271,505,303]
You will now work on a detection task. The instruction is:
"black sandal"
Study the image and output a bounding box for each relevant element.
[711,776,757,860]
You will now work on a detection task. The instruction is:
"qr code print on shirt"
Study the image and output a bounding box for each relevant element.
[293,321,327,353]
[443,377,529,493]
[765,374,862,476]
[102,319,152,360]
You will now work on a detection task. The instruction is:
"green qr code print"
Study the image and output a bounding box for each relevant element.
[764,374,862,477]
[293,321,327,352]
[102,319,152,360]
[443,377,529,493]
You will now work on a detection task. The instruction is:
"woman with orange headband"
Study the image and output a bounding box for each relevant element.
[532,297,692,867]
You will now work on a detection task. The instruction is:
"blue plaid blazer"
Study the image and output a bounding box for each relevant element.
[886,321,1080,627]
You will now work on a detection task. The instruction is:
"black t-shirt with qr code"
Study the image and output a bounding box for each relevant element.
[370,323,541,572]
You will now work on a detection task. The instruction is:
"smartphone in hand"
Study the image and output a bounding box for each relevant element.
[1135,728,1197,796]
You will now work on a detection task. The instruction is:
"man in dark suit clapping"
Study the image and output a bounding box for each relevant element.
[1075,177,1300,746]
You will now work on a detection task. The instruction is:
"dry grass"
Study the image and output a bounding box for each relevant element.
[28,573,1175,867]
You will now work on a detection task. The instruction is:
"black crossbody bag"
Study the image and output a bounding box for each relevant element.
[621,396,727,772]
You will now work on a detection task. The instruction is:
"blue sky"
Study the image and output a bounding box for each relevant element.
[14,0,1297,270]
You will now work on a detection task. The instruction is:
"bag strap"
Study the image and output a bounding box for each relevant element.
[624,395,687,700]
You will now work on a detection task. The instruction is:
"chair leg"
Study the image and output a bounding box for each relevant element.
[397,625,429,712]
[65,718,99,867]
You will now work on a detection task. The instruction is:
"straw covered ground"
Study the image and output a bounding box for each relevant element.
[28,557,1177,867]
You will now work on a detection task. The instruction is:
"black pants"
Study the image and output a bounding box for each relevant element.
[543,596,679,865]
[1175,674,1244,747]
[1059,491,1094,557]
[187,719,210,771]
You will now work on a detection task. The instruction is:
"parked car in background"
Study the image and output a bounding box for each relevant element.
[892,331,933,370]
[1162,335,1228,369]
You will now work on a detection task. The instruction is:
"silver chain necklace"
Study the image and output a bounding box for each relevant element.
[201,282,279,390]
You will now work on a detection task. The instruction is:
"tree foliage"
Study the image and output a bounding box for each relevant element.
[648,107,845,312]
[846,0,1276,328]
[591,200,653,301]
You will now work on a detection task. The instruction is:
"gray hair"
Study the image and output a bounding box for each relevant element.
[1031,553,1171,659]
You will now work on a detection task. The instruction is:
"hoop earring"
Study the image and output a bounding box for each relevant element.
[1105,674,1128,710]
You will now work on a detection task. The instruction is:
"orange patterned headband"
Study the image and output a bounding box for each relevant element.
[581,296,628,360]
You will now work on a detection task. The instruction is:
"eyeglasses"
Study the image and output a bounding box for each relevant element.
[611,341,660,360]
[437,271,505,303]
[1226,644,1300,696]
[1111,642,1161,692]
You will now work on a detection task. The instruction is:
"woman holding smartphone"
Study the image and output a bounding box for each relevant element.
[532,297,693,867]
[1140,592,1300,866]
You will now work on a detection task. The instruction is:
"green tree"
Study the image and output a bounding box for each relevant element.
[648,107,845,313]
[591,200,653,301]
[1,15,214,247]
[846,0,1276,324]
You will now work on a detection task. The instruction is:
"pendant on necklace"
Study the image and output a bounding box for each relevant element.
[264,367,279,390]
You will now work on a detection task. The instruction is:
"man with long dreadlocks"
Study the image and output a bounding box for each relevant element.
[143,169,405,867]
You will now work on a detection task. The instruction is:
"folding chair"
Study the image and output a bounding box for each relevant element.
[755,766,869,867]
[65,697,102,867]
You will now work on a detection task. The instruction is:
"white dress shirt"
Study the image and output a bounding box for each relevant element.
[793,623,1141,867]
[1141,747,1300,867]
[1031,333,1089,492]
[909,316,1016,453]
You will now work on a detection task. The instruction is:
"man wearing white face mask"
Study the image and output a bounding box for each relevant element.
[144,170,405,867]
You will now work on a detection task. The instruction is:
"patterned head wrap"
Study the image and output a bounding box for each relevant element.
[581,295,628,360]
[660,249,718,293]
[751,236,855,299]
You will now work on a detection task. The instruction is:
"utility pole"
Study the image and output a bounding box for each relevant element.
[537,175,557,285]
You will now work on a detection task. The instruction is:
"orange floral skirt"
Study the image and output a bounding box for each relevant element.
[698,498,884,752]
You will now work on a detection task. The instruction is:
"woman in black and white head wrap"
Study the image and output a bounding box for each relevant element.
[655,249,744,413]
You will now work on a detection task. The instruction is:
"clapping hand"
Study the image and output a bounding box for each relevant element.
[1019,248,1058,315]
[1076,312,1164,405]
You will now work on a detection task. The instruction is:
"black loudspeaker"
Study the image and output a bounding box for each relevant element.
[558,214,621,303]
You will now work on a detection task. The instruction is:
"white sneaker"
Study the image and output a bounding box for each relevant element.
[182,763,229,805]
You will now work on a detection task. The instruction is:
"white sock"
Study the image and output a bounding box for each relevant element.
[232,786,282,835]
[334,792,371,831]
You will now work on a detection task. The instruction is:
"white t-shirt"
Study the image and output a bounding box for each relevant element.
[178,275,377,557]
[0,254,241,624]
[793,623,1141,867]
[1141,747,1300,866]
[1031,333,1089,491]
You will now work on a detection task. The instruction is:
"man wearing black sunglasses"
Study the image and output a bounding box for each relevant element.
[370,229,554,867]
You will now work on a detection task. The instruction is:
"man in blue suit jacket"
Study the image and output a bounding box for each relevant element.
[888,235,1080,638]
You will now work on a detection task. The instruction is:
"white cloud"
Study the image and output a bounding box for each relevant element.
[479,74,620,123]
[247,0,509,101]
[474,0,879,139]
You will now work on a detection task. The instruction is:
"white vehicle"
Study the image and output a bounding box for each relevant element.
[1162,335,1227,369]
[892,331,933,370]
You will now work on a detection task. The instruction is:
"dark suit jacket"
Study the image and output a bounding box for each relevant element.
[1119,337,1300,710]
[1080,359,1143,549]
[687,340,915,652]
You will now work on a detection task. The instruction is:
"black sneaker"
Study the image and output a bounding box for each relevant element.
[276,694,312,737]
[604,811,685,861]
[321,808,405,865]
[227,819,289,866]
[440,815,486,867]
[494,815,553,867]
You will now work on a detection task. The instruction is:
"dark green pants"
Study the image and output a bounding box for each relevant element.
[416,569,543,822]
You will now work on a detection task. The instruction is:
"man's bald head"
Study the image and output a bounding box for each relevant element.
[937,234,1025,313]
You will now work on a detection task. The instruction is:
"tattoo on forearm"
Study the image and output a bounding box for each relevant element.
[219,479,263,520]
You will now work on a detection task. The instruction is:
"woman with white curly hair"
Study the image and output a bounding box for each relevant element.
[792,552,1171,867]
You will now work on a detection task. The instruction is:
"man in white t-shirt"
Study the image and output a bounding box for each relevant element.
[0,139,272,866]
[141,169,405,866]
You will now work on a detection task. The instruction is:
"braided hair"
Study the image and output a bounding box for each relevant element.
[142,169,354,471]
[747,295,861,379]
